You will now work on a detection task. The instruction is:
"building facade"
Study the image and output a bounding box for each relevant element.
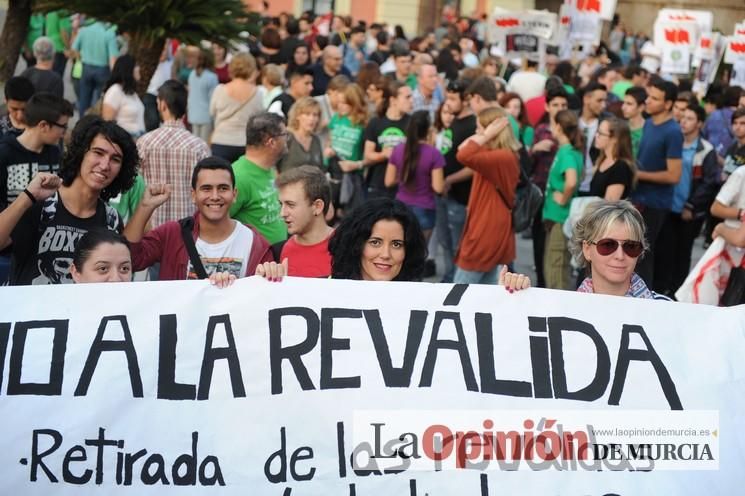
[253,0,745,41]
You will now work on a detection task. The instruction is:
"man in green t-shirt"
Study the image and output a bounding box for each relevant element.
[45,10,72,76]
[230,113,288,244]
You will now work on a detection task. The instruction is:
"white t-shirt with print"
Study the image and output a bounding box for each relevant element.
[187,221,254,279]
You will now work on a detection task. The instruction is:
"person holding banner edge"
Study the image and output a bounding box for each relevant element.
[124,157,273,287]
[257,197,427,282]
[501,200,671,300]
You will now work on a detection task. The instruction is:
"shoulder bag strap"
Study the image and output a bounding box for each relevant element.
[179,217,208,280]
[494,151,524,210]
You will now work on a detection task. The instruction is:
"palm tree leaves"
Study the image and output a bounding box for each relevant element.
[36,0,250,46]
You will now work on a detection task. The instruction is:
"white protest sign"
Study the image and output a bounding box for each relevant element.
[657,9,713,34]
[692,33,727,95]
[724,24,745,88]
[559,0,603,46]
[693,32,715,65]
[661,44,691,75]
[1,277,744,494]
[654,9,712,58]
[731,60,745,90]
[653,10,712,74]
[724,24,745,64]
[488,8,558,55]
[564,0,617,22]
[733,21,745,38]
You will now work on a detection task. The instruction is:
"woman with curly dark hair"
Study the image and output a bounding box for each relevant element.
[256,197,426,283]
[0,115,139,285]
[328,197,426,281]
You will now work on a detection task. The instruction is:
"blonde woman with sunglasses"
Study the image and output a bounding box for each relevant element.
[501,200,671,300]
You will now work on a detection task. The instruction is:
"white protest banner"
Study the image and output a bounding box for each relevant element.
[1,277,745,494]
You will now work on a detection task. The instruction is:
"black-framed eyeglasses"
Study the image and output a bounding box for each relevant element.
[595,131,612,138]
[48,121,68,131]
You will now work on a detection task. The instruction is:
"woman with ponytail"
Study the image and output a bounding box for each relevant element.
[542,109,585,289]
[385,110,445,242]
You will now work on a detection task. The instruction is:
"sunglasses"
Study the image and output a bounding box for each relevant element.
[589,238,643,258]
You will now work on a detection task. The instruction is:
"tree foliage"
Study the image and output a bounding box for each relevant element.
[37,0,251,47]
[35,0,254,93]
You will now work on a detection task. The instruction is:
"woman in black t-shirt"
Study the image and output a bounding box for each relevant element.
[361,80,412,198]
[590,117,636,200]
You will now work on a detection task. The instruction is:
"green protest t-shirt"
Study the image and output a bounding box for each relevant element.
[436,128,453,155]
[229,156,287,244]
[363,115,410,191]
[109,174,146,223]
[329,114,364,161]
[630,125,643,160]
[612,80,633,101]
[542,143,584,224]
[45,11,72,53]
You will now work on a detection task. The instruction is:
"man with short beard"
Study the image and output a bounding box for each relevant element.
[435,79,477,282]
[231,113,289,244]
[578,81,608,192]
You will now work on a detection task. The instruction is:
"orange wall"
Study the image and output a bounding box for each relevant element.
[351,1,377,25]
[244,0,377,23]
[244,0,296,16]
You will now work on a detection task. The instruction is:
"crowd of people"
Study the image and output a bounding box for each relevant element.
[2,9,745,305]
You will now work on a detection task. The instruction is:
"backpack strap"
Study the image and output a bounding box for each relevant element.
[179,217,208,280]
[494,151,528,210]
